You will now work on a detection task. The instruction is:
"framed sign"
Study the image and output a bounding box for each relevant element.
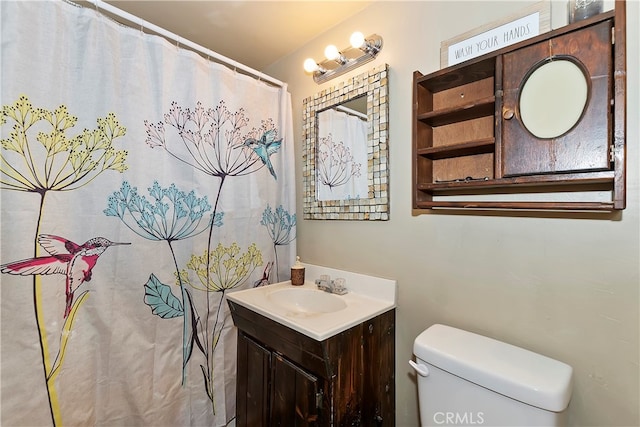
[440,1,551,68]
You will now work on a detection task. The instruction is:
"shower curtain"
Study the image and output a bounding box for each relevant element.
[0,1,296,426]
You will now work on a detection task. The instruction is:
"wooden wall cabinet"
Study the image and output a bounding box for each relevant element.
[229,301,395,426]
[412,3,627,211]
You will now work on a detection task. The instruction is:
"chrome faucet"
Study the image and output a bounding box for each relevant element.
[315,276,348,295]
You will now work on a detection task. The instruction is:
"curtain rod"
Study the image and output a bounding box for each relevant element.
[81,0,285,88]
[335,105,368,120]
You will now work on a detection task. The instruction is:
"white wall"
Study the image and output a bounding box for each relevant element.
[266,1,639,426]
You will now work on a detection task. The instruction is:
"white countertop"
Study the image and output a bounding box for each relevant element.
[227,263,397,341]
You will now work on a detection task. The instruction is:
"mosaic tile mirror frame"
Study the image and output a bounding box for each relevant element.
[302,64,389,220]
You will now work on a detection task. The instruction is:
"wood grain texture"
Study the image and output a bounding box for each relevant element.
[229,300,396,426]
[502,20,612,176]
[411,7,625,211]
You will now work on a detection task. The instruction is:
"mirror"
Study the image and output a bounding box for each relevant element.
[316,96,368,201]
[519,58,589,139]
[302,64,389,220]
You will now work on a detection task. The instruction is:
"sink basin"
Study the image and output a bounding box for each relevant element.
[268,288,347,314]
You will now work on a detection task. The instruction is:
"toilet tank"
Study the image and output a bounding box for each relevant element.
[412,324,573,427]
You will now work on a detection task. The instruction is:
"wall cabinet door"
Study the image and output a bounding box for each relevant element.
[501,20,613,177]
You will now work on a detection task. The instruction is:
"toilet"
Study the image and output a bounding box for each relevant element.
[410,324,573,426]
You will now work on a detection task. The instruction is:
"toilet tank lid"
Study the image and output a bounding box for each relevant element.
[413,324,573,412]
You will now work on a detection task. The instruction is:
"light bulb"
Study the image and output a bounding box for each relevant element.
[324,44,340,61]
[350,31,366,49]
[303,58,319,73]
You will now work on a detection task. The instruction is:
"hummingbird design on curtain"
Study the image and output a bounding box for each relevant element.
[1,234,130,318]
[242,129,282,179]
[253,261,273,287]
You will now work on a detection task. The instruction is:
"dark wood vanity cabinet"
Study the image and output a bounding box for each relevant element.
[237,333,321,425]
[412,2,627,211]
[229,301,395,426]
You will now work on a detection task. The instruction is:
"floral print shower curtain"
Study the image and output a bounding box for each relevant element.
[0,1,296,425]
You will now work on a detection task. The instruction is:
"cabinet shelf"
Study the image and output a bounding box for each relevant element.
[418,170,615,191]
[414,200,617,211]
[418,137,495,159]
[416,56,496,92]
[417,96,496,127]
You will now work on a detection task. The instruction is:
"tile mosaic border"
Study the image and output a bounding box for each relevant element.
[302,64,389,220]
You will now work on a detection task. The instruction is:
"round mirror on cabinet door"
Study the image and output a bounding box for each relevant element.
[518,58,589,139]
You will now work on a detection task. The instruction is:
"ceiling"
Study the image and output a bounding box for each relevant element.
[89,1,373,71]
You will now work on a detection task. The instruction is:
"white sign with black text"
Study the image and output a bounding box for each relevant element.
[447,12,541,66]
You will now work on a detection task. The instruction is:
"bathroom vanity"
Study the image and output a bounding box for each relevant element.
[227,265,397,426]
[229,303,394,426]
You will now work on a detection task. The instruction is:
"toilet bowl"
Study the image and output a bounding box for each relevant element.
[410,324,573,426]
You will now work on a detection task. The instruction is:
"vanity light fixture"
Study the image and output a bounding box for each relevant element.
[303,32,383,84]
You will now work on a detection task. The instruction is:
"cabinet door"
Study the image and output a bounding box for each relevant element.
[502,20,612,176]
[270,353,320,426]
[363,310,396,425]
[236,332,271,427]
